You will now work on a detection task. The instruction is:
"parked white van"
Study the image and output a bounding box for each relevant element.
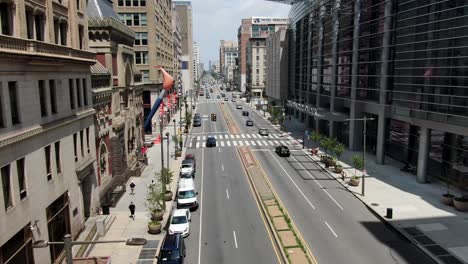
[177,178,198,211]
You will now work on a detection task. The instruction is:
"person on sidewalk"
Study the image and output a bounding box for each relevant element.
[130,180,136,195]
[129,202,136,220]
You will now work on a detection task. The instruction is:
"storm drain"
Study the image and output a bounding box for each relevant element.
[402,227,465,264]
[137,239,159,263]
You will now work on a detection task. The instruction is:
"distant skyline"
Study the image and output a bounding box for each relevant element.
[191,0,290,66]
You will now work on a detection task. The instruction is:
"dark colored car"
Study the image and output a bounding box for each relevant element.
[242,111,249,116]
[194,113,201,118]
[224,98,229,101]
[246,120,254,126]
[221,93,226,97]
[184,154,196,170]
[206,136,217,147]
[156,234,186,264]
[275,146,290,157]
[259,128,269,136]
[193,117,201,127]
[206,94,211,99]
[217,95,221,99]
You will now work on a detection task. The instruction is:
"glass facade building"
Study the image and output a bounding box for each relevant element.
[289,0,468,189]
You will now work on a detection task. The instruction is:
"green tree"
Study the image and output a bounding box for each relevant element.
[351,155,364,177]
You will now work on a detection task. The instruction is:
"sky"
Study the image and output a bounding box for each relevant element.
[191,0,291,68]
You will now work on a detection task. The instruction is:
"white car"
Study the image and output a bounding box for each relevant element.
[168,209,191,237]
[143,140,154,147]
[177,178,198,211]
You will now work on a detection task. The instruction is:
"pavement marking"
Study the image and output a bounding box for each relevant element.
[233,230,238,249]
[226,188,229,199]
[233,141,238,146]
[238,141,244,146]
[222,164,224,171]
[198,149,205,264]
[241,134,245,139]
[251,141,257,146]
[257,141,263,146]
[196,142,200,148]
[230,135,234,139]
[273,140,280,145]
[197,136,201,141]
[202,136,206,140]
[220,141,225,147]
[245,141,250,146]
[213,135,217,139]
[269,152,316,210]
[246,134,252,139]
[227,141,231,146]
[289,155,344,210]
[325,221,338,237]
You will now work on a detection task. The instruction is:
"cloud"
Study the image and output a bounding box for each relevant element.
[191,0,290,66]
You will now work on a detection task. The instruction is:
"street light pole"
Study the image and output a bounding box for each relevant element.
[173,119,177,159]
[160,117,165,194]
[166,132,170,169]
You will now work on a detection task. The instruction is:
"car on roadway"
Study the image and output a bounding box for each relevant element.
[242,111,249,116]
[193,117,201,127]
[236,104,242,109]
[143,140,154,147]
[156,233,186,264]
[206,94,211,99]
[168,209,191,237]
[275,145,290,157]
[246,120,254,126]
[180,159,195,178]
[259,128,269,136]
[224,98,229,101]
[231,98,236,102]
[206,135,217,147]
[194,113,201,118]
[177,178,198,211]
[221,93,225,97]
[217,95,221,99]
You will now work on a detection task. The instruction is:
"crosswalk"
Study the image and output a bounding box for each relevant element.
[199,99,230,104]
[188,133,300,149]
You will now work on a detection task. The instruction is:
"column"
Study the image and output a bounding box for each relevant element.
[315,1,325,109]
[417,127,430,183]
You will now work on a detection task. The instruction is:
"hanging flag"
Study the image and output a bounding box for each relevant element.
[159,102,165,117]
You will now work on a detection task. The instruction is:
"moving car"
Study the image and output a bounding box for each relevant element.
[246,120,254,126]
[259,128,269,136]
[236,104,242,109]
[156,234,186,264]
[231,98,236,102]
[177,178,198,211]
[169,209,191,237]
[224,98,229,101]
[143,140,154,147]
[217,95,220,99]
[193,118,201,127]
[180,159,195,178]
[194,113,201,118]
[206,94,211,99]
[206,135,217,147]
[275,145,290,157]
[221,93,225,97]
[242,111,249,116]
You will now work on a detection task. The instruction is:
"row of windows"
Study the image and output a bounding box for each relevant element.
[119,13,147,27]
[117,0,146,7]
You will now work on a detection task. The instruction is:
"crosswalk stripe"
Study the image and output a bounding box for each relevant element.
[273,134,280,139]
[273,140,280,145]
[241,134,246,139]
[233,141,238,146]
[202,136,206,140]
[238,141,244,146]
[245,141,250,146]
[227,141,231,146]
[268,141,275,146]
[220,141,225,147]
[251,141,257,146]
[257,141,263,146]
[225,135,229,139]
[230,135,234,139]
[252,134,258,138]
[196,142,200,148]
[236,135,241,139]
[213,135,217,139]
[262,141,268,146]
[197,136,201,141]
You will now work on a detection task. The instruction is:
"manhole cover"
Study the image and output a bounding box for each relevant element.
[371,203,379,206]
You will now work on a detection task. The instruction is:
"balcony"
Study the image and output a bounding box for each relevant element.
[0,35,95,63]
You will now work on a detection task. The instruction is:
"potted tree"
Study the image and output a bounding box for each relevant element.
[333,143,345,173]
[350,155,364,186]
[184,112,192,133]
[453,178,468,211]
[310,131,322,156]
[146,182,164,226]
[147,219,162,234]
[173,136,182,157]
[442,167,454,205]
[158,168,174,201]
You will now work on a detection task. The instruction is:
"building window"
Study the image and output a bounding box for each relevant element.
[0,3,13,36]
[141,70,149,82]
[8,81,20,124]
[34,13,44,41]
[135,32,147,45]
[49,80,57,114]
[135,51,149,65]
[1,164,12,210]
[73,133,78,162]
[86,128,90,153]
[76,0,80,10]
[45,145,51,181]
[39,80,47,117]
[99,142,108,181]
[76,79,81,107]
[119,13,146,26]
[0,83,4,128]
[78,25,84,49]
[80,130,84,157]
[47,194,70,264]
[69,79,75,109]
[54,19,59,44]
[82,79,88,106]
[16,158,27,200]
[60,23,67,45]
[54,141,61,174]
[0,225,34,264]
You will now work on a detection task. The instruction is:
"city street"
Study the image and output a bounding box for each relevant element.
[182,92,280,264]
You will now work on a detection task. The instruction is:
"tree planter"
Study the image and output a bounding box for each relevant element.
[164,191,173,201]
[175,150,182,157]
[148,222,162,234]
[453,197,468,211]
[334,166,343,174]
[151,211,164,221]
[442,193,454,206]
[349,177,360,186]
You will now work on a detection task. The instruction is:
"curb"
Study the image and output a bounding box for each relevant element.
[302,149,443,264]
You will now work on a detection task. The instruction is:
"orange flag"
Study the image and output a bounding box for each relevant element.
[155,66,174,91]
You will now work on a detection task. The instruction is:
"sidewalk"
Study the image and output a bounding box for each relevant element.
[277,115,468,264]
[87,106,191,264]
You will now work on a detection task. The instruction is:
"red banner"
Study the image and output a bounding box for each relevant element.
[159,102,165,117]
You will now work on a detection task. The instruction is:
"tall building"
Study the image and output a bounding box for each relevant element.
[0,0,97,262]
[288,0,468,187]
[219,40,236,77]
[114,0,174,133]
[237,19,252,92]
[240,17,289,97]
[223,45,238,83]
[266,28,288,102]
[174,1,194,92]
[193,41,200,82]
[173,4,183,90]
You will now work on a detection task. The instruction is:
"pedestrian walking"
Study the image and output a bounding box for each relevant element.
[129,202,136,220]
[129,180,136,195]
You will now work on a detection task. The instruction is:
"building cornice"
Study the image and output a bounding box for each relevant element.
[88,17,135,39]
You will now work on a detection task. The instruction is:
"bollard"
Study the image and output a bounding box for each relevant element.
[386,208,393,219]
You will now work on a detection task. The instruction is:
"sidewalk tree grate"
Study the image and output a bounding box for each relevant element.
[413,235,436,246]
[438,255,465,264]
[424,245,450,256]
[142,240,159,249]
[402,227,423,236]
[138,249,157,259]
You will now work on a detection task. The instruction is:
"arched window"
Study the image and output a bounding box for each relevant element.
[99,141,109,183]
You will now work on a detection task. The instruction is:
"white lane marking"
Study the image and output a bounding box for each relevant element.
[233,230,238,249]
[257,141,263,146]
[239,141,244,146]
[202,136,206,140]
[227,141,231,147]
[197,136,201,141]
[226,188,229,199]
[222,164,224,171]
[251,141,256,146]
[244,141,250,146]
[220,141,225,147]
[246,134,251,139]
[233,141,238,146]
[288,155,344,210]
[197,149,205,264]
[325,221,338,237]
[213,135,217,139]
[225,135,229,139]
[218,147,221,152]
[262,141,268,146]
[252,134,258,138]
[269,152,316,209]
[241,134,246,139]
[196,142,200,148]
[273,140,280,145]
[230,135,234,139]
[268,141,275,146]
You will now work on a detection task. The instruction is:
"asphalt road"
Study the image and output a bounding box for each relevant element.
[182,89,280,264]
[226,96,436,264]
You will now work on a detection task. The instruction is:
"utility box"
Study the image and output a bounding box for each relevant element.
[96,216,106,236]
